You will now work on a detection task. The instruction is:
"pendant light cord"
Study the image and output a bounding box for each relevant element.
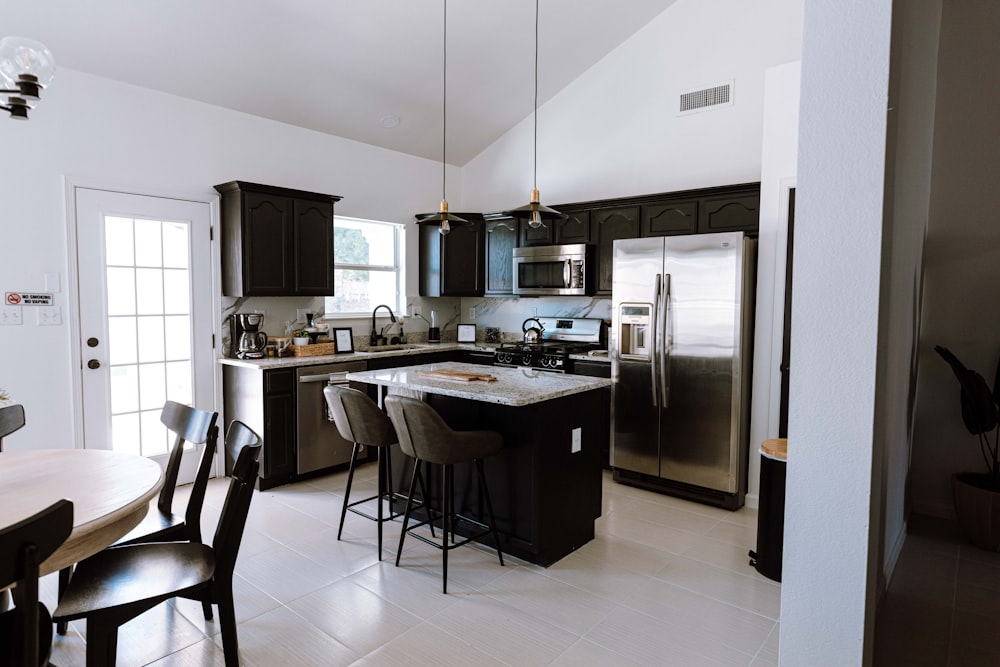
[533,0,539,191]
[443,0,448,201]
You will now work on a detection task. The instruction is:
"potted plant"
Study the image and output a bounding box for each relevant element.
[935,345,1000,550]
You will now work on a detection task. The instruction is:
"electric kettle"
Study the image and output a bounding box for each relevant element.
[522,317,545,344]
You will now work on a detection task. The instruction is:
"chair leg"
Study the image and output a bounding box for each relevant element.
[217,581,241,667]
[395,463,421,567]
[338,442,361,540]
[442,463,452,594]
[85,618,120,667]
[476,459,505,567]
[376,447,386,560]
[56,565,72,635]
[415,461,436,539]
[385,445,395,516]
[202,599,214,621]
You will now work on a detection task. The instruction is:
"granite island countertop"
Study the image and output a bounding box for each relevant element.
[346,361,611,407]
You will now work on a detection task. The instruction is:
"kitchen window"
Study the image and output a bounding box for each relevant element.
[324,217,405,317]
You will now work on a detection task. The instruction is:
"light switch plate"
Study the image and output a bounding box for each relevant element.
[37,306,62,326]
[468,307,476,320]
[571,427,582,453]
[0,306,22,325]
[45,272,61,293]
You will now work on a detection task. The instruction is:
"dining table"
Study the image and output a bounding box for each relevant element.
[0,448,164,577]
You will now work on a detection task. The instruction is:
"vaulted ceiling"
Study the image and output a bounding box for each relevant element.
[5,0,678,164]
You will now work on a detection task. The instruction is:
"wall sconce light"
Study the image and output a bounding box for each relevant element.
[0,37,56,120]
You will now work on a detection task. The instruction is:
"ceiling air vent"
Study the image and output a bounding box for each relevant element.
[678,81,734,116]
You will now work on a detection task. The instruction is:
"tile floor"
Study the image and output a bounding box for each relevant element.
[873,514,1000,666]
[44,465,781,666]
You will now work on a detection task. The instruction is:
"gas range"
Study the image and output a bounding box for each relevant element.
[493,317,604,373]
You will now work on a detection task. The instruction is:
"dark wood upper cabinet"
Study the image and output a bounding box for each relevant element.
[419,214,486,297]
[216,181,341,297]
[699,192,760,233]
[554,210,592,244]
[485,215,517,296]
[518,219,555,247]
[592,206,639,294]
[641,199,698,237]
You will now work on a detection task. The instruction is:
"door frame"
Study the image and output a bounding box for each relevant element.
[63,177,223,474]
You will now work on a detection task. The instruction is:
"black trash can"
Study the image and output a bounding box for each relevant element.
[749,438,787,582]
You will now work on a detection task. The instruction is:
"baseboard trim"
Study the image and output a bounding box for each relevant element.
[745,493,759,510]
[911,500,955,520]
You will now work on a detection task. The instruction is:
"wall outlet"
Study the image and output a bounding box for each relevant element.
[468,307,476,321]
[1,306,22,325]
[37,306,62,326]
[411,306,421,317]
[296,309,308,322]
[571,427,582,454]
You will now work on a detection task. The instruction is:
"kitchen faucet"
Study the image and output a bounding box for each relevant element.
[370,304,396,346]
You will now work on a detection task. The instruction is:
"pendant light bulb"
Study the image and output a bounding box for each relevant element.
[529,210,542,229]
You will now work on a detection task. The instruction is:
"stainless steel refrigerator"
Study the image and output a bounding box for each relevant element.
[611,232,756,510]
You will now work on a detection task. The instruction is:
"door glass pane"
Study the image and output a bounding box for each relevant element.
[135,268,164,315]
[106,268,136,316]
[105,217,134,265]
[103,214,196,457]
[108,316,137,365]
[134,220,163,267]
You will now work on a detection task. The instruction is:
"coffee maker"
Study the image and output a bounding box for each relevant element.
[233,313,268,359]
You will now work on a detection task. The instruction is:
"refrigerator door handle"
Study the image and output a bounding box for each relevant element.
[650,273,661,408]
[660,273,671,409]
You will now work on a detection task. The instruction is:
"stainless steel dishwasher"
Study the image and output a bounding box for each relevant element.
[296,361,367,475]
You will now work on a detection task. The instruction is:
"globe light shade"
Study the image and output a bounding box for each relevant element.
[0,36,56,100]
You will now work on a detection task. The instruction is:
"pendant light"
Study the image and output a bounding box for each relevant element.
[0,36,56,120]
[416,0,468,236]
[502,0,566,228]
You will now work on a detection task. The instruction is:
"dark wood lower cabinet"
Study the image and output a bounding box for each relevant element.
[380,388,609,567]
[223,365,296,489]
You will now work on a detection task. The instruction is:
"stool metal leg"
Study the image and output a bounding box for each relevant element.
[416,461,435,539]
[395,463,421,567]
[442,463,452,594]
[338,442,361,541]
[376,447,386,560]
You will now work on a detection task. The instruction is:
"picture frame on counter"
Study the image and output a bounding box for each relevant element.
[333,328,355,353]
[457,323,477,343]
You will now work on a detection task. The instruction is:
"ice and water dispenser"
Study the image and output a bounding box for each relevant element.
[617,304,651,360]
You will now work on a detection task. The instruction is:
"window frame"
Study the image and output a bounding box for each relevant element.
[324,216,405,318]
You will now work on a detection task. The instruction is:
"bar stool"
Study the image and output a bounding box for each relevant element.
[384,394,504,593]
[323,385,431,560]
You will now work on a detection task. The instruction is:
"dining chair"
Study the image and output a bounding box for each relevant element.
[56,400,219,634]
[0,403,26,451]
[0,498,73,667]
[52,420,262,667]
[384,394,505,593]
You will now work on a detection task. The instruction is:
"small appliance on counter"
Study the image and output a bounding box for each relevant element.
[427,310,440,343]
[232,313,268,359]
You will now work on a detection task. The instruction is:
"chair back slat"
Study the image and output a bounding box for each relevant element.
[212,421,261,575]
[0,404,26,451]
[183,423,220,543]
[157,401,219,514]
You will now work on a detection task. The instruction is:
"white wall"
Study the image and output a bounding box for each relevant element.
[911,1,1000,518]
[0,68,456,452]
[780,0,892,663]
[462,0,805,505]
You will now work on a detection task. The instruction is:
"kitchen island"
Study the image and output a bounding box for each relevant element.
[347,362,611,566]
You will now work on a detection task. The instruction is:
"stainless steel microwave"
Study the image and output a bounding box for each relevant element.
[512,244,593,296]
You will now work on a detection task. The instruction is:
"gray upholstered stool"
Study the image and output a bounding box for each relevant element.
[323,385,431,560]
[384,394,504,593]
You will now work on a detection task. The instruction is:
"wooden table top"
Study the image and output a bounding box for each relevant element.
[0,449,164,576]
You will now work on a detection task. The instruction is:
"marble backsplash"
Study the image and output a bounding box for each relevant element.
[221,294,610,357]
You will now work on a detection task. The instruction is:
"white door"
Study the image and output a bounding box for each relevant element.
[75,188,215,482]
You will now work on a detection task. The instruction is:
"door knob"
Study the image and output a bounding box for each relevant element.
[87,337,99,347]
[87,359,100,369]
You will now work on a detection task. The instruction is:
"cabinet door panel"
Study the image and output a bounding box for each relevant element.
[244,193,291,295]
[262,386,295,480]
[441,220,485,296]
[519,219,554,246]
[593,206,639,294]
[699,193,760,233]
[554,210,592,244]
[485,217,517,295]
[293,199,334,295]
[641,200,698,236]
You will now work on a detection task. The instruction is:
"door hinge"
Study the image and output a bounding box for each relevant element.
[210,226,214,241]
[212,334,216,348]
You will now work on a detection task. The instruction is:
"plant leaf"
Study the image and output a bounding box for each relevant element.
[935,345,999,435]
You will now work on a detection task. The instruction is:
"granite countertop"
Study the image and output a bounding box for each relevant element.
[217,343,493,369]
[345,361,611,407]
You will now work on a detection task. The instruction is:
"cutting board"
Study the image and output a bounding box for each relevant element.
[418,369,498,382]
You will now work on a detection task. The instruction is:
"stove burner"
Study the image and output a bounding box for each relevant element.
[494,341,598,373]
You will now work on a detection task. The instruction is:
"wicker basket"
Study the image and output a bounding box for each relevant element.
[292,342,336,357]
